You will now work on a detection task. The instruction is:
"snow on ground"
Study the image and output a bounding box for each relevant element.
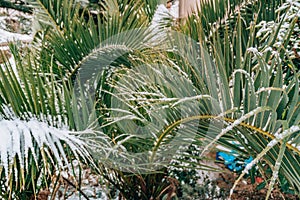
[0,29,28,78]
[0,28,32,44]
[0,7,33,76]
[0,7,33,43]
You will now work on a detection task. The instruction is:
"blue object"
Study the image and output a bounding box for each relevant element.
[245,156,254,165]
[216,151,253,172]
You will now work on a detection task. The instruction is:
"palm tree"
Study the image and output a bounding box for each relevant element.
[0,0,163,198]
[0,0,299,199]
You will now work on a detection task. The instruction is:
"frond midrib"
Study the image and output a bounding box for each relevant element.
[153,114,300,157]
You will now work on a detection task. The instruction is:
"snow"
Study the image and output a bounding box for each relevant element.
[0,7,33,45]
[0,8,33,78]
[169,0,179,18]
[0,28,32,43]
[0,114,92,192]
[149,4,172,38]
[148,2,179,42]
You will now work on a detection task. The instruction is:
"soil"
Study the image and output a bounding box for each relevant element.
[197,151,299,200]
[214,166,299,200]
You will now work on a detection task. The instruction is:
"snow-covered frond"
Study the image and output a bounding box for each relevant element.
[230,125,300,198]
[256,0,300,59]
[148,4,174,43]
[0,117,91,187]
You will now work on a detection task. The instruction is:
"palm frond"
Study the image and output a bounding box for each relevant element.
[28,0,156,80]
[0,116,90,180]
[0,44,95,198]
[93,9,300,196]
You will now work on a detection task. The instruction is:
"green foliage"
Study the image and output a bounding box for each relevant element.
[0,44,94,199]
[0,0,299,199]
